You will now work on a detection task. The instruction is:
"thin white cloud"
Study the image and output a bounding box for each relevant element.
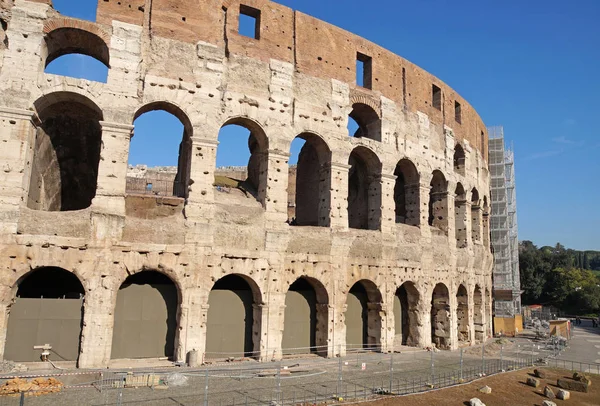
[524,150,563,161]
[552,136,584,146]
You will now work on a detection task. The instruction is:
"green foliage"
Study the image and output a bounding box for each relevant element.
[519,241,600,315]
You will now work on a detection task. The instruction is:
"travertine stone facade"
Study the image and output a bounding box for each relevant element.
[0,0,493,368]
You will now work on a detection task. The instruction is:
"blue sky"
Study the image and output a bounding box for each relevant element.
[46,0,599,250]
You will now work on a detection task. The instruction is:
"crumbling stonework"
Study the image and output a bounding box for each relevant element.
[0,0,493,368]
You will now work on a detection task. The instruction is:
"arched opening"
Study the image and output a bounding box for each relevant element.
[5,267,84,362]
[431,283,450,350]
[485,288,492,337]
[394,282,420,348]
[453,144,465,175]
[287,133,331,227]
[348,146,382,230]
[215,119,269,206]
[474,285,484,342]
[455,183,468,248]
[456,284,470,345]
[482,196,491,250]
[428,170,448,232]
[394,159,420,226]
[27,92,103,211]
[111,271,178,359]
[471,188,482,243]
[43,27,109,83]
[282,277,329,356]
[206,275,260,359]
[347,103,381,141]
[128,103,192,198]
[346,280,382,351]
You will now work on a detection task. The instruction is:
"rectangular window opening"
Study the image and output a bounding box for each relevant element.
[432,84,442,110]
[239,5,260,39]
[481,131,485,150]
[455,101,462,124]
[356,52,372,89]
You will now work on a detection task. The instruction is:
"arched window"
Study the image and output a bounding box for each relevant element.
[287,133,331,227]
[128,103,192,198]
[456,284,470,344]
[482,196,491,250]
[394,159,420,226]
[394,282,420,347]
[428,170,448,232]
[471,188,482,243]
[347,103,381,141]
[346,280,382,350]
[43,24,110,82]
[28,92,103,211]
[431,283,450,350]
[348,146,382,230]
[215,119,268,207]
[453,144,465,175]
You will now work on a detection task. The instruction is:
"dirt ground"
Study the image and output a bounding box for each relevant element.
[364,368,600,406]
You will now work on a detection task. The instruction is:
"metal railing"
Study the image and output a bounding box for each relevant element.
[125,177,186,198]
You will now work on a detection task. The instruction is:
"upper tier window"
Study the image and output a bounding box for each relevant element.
[356,52,372,89]
[239,5,261,39]
[432,85,442,110]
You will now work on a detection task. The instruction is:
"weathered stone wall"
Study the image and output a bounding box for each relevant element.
[0,0,494,368]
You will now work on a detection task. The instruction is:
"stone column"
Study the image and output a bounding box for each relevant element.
[264,150,290,224]
[0,107,35,233]
[91,121,133,216]
[378,302,394,353]
[258,294,286,361]
[415,299,432,348]
[380,174,396,234]
[404,183,421,227]
[316,303,334,357]
[175,288,206,365]
[336,303,348,357]
[455,199,472,249]
[445,192,455,240]
[78,281,117,368]
[185,136,218,221]
[329,163,350,230]
[471,204,483,244]
[418,183,432,236]
[318,164,332,227]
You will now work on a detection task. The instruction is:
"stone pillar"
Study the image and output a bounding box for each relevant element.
[445,192,455,240]
[318,164,332,227]
[415,299,432,348]
[471,204,483,244]
[78,282,117,368]
[91,122,133,216]
[449,292,458,350]
[367,175,383,231]
[380,174,396,234]
[404,183,421,227]
[468,288,476,346]
[175,288,206,364]
[336,303,348,357]
[185,136,218,220]
[455,199,472,249]
[329,163,350,230]
[264,150,290,224]
[316,303,334,357]
[418,183,432,236]
[378,302,394,353]
[258,295,286,361]
[0,107,35,233]
[366,301,384,350]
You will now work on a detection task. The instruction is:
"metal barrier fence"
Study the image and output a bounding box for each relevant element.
[125,177,185,198]
[0,339,597,405]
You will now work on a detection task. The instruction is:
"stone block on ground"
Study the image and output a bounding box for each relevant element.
[542,401,557,406]
[557,378,588,393]
[469,397,486,406]
[526,377,540,388]
[478,385,492,394]
[534,369,547,379]
[573,372,592,386]
[543,385,555,399]
[557,389,570,400]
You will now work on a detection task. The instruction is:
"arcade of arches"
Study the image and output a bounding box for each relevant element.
[3,266,490,364]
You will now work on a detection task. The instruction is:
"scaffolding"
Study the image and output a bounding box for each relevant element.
[488,126,521,318]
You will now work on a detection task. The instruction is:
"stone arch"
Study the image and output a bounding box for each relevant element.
[282,276,329,356]
[453,143,465,175]
[471,187,482,243]
[42,19,110,68]
[130,102,194,198]
[27,91,103,211]
[5,266,85,362]
[394,281,420,347]
[345,279,383,351]
[394,158,420,226]
[111,270,179,360]
[206,274,263,359]
[348,101,381,141]
[455,182,468,248]
[456,284,470,345]
[348,146,382,230]
[473,284,484,342]
[428,170,448,232]
[216,116,270,206]
[431,282,451,349]
[288,132,332,227]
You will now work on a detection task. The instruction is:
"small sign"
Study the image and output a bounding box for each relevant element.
[361,363,366,371]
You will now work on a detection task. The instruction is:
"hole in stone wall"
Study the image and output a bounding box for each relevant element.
[432,84,442,110]
[453,144,465,175]
[45,54,109,83]
[356,52,372,89]
[347,103,381,141]
[216,119,268,206]
[455,101,462,124]
[129,105,191,198]
[287,133,331,227]
[239,5,260,39]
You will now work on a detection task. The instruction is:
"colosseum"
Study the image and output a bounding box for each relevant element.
[0,0,493,368]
